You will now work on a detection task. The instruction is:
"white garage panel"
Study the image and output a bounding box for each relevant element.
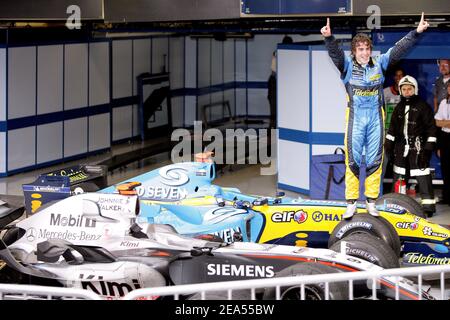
[0,49,6,121]
[64,43,88,110]
[8,127,35,171]
[185,96,196,126]
[247,89,269,116]
[235,88,246,117]
[132,105,139,136]
[169,37,184,90]
[312,144,345,156]
[224,89,235,117]
[223,41,234,83]
[198,39,211,88]
[37,122,63,164]
[64,118,88,157]
[247,34,282,82]
[152,37,169,74]
[37,45,63,115]
[197,94,211,123]
[235,40,246,82]
[278,140,310,190]
[112,40,132,99]
[89,42,110,106]
[185,37,197,88]
[211,41,223,86]
[312,50,347,133]
[133,39,151,95]
[210,92,224,121]
[278,49,309,131]
[8,46,36,119]
[0,132,5,173]
[89,113,110,151]
[112,105,132,141]
[171,97,183,128]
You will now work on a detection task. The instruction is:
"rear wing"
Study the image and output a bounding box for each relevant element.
[22,165,108,215]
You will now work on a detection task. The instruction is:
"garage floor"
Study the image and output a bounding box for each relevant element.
[1,141,450,226]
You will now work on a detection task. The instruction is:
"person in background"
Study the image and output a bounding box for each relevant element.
[434,81,450,205]
[385,75,438,216]
[268,35,293,128]
[321,13,429,219]
[433,59,450,114]
[381,67,405,195]
[384,67,405,105]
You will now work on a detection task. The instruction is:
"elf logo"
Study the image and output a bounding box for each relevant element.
[395,222,418,230]
[271,210,308,224]
[80,275,141,297]
[50,213,96,228]
[207,264,275,278]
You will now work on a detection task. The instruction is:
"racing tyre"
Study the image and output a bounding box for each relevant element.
[328,214,401,256]
[329,233,400,269]
[376,193,426,218]
[263,262,349,300]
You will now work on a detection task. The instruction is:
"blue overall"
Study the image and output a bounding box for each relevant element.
[324,31,421,200]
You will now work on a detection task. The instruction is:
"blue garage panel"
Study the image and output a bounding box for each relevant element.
[242,0,350,15]
[241,0,280,14]
[281,0,350,14]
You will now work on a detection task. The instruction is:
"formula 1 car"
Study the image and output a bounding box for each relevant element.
[0,193,434,300]
[21,159,450,268]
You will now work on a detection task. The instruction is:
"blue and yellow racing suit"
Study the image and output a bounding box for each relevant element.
[324,31,421,200]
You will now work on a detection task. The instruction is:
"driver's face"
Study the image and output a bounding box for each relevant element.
[354,42,371,65]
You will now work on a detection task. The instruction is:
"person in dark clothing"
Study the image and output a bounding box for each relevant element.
[385,75,438,216]
[434,81,450,205]
[321,13,429,218]
[268,35,293,128]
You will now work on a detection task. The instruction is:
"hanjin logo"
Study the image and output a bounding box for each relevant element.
[26,228,36,242]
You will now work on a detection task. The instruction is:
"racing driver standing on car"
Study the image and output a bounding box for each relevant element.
[320,13,429,219]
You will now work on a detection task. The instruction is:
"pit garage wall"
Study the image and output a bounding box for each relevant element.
[3,41,111,175]
[277,45,348,194]
[0,33,303,176]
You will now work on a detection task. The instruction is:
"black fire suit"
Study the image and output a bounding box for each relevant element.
[385,95,438,214]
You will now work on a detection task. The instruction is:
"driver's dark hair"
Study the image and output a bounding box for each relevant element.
[351,33,372,54]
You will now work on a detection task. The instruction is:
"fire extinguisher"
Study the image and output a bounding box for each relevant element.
[394,177,407,194]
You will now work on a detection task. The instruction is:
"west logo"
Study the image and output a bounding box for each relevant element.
[50,213,96,228]
[213,227,242,243]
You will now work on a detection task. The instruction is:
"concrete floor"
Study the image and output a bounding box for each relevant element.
[1,140,449,226]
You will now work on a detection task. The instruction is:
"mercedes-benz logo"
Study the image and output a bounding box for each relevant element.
[26,228,36,242]
[312,211,323,222]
